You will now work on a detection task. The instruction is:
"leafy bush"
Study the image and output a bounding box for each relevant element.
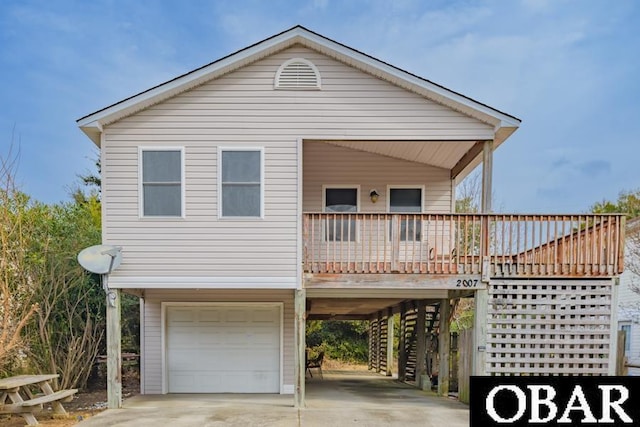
[306,320,369,363]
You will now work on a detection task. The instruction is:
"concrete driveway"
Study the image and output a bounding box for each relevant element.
[78,370,469,426]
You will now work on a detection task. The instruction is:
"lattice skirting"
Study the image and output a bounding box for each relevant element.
[487,279,615,375]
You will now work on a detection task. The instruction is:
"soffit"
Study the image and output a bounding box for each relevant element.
[308,298,405,316]
[323,140,476,170]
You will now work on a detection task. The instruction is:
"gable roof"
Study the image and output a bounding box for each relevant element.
[77,25,520,146]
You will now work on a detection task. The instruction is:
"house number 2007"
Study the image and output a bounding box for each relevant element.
[456,279,479,288]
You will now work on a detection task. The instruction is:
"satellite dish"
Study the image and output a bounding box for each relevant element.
[78,245,122,275]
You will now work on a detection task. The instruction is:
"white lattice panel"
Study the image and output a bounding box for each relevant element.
[487,280,613,375]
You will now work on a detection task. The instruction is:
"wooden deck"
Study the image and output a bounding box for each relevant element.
[303,213,625,279]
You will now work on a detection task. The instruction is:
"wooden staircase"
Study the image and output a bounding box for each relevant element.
[402,303,440,383]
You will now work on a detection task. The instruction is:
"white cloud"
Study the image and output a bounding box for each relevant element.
[0,0,638,211]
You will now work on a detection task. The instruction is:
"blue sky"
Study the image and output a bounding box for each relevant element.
[0,0,638,212]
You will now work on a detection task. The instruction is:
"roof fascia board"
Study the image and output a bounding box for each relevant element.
[79,121,102,146]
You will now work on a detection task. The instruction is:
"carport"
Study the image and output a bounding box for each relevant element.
[303,288,474,403]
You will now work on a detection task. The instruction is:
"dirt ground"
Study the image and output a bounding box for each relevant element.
[1,368,139,427]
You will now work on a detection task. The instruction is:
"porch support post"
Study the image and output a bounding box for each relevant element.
[368,318,373,370]
[415,302,427,388]
[106,287,122,409]
[608,277,620,375]
[473,289,488,376]
[294,289,306,408]
[376,311,383,373]
[438,298,451,396]
[386,308,394,377]
[473,139,493,378]
[481,140,493,213]
[398,302,407,381]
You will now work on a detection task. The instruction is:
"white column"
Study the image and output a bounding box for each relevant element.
[474,140,493,377]
[608,278,620,375]
[473,288,488,376]
[481,140,493,213]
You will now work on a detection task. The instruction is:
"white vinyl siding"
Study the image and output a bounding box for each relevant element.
[618,269,640,374]
[102,45,485,283]
[141,289,294,394]
[304,141,451,213]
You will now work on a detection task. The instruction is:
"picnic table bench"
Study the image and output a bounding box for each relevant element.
[0,374,77,426]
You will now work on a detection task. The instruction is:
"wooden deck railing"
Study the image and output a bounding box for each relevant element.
[302,213,625,277]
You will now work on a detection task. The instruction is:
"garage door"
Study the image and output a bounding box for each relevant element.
[166,304,280,393]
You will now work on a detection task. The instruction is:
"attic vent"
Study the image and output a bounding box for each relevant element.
[274,58,321,90]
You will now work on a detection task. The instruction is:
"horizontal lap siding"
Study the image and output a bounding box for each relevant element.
[142,289,294,394]
[303,141,451,213]
[103,142,297,279]
[103,45,491,281]
[143,300,162,393]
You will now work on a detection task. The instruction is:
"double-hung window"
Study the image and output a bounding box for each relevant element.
[220,149,263,218]
[621,324,631,354]
[140,148,183,217]
[324,187,358,241]
[389,187,423,241]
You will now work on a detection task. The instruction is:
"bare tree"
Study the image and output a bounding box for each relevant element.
[0,143,39,368]
[455,171,481,213]
[626,218,640,291]
[625,217,640,280]
[30,251,104,389]
[614,218,640,331]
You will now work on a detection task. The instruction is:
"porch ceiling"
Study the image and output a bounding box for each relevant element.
[324,140,476,172]
[308,298,405,318]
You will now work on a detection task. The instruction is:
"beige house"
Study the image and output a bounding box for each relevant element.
[77,26,624,407]
[619,218,640,375]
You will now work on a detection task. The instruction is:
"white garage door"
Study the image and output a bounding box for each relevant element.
[166,304,280,393]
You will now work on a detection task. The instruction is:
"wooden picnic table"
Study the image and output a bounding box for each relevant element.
[0,374,77,426]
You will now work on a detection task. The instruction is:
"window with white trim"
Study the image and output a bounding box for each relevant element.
[141,149,183,217]
[621,323,631,354]
[324,187,358,241]
[220,149,262,218]
[389,187,423,241]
